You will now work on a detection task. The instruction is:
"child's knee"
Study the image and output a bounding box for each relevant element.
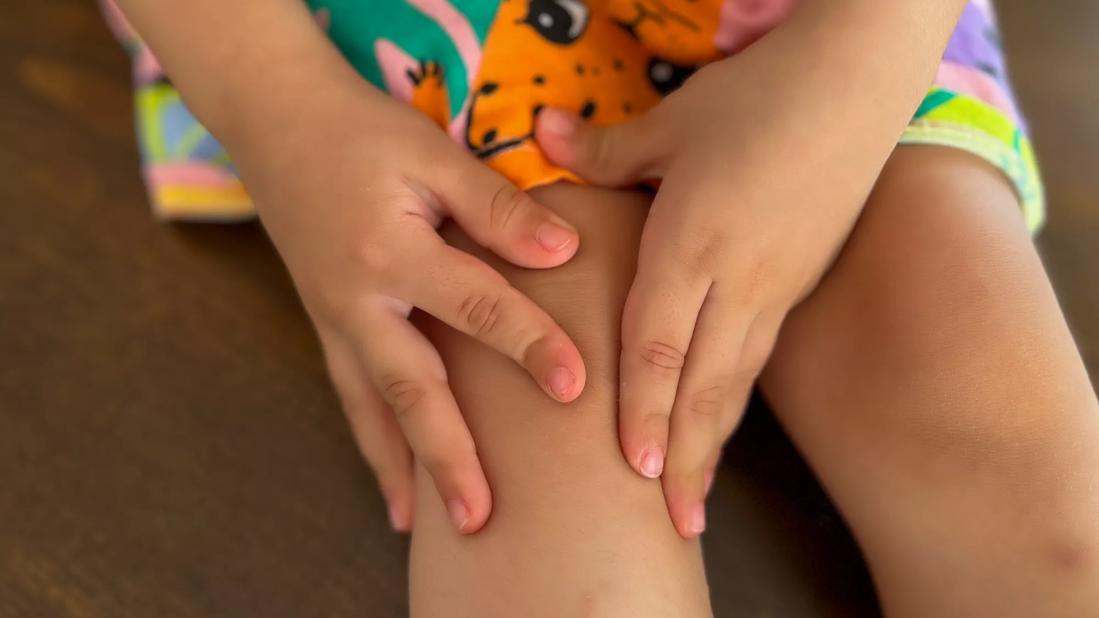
[774,147,1096,470]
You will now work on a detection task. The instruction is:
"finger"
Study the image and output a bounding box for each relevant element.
[352,306,492,534]
[664,295,780,538]
[534,106,671,187]
[397,235,586,403]
[433,159,580,269]
[321,331,415,532]
[618,240,712,481]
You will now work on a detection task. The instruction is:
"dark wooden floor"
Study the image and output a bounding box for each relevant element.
[1,2,1095,616]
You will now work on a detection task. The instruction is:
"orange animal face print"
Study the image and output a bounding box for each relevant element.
[604,0,725,65]
[464,0,714,187]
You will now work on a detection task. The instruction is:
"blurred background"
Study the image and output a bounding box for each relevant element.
[1,1,1095,616]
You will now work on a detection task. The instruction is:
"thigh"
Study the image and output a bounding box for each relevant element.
[409,183,712,618]
[760,146,1099,616]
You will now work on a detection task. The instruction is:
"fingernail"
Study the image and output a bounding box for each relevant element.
[535,221,574,252]
[690,503,706,536]
[540,108,578,137]
[447,498,470,532]
[638,447,664,479]
[548,366,576,400]
[388,502,410,532]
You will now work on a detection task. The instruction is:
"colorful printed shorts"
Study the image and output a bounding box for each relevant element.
[101,0,1044,231]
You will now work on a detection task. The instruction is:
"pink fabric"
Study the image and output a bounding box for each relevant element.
[99,0,164,82]
[147,162,242,187]
[714,0,800,53]
[935,60,1022,123]
[405,0,481,142]
[375,39,418,103]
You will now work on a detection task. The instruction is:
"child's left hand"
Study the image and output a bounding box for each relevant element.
[535,43,921,538]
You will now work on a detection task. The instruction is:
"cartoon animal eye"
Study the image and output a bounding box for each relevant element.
[522,0,590,45]
[646,58,696,95]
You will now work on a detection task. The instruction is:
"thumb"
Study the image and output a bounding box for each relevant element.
[535,106,669,187]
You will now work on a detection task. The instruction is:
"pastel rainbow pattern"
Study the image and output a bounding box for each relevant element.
[903,0,1044,231]
[101,0,1043,231]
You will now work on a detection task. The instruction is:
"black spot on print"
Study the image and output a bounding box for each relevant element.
[479,81,499,95]
[482,128,498,144]
[533,74,546,85]
[646,57,696,95]
[622,102,633,114]
[522,0,590,45]
[580,99,596,119]
[575,63,585,75]
[532,103,545,116]
[613,58,624,71]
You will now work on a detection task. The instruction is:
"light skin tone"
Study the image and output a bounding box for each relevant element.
[116,0,974,538]
[533,0,972,538]
[756,146,1099,615]
[114,0,590,534]
[408,151,1099,616]
[411,183,713,617]
[112,1,1099,613]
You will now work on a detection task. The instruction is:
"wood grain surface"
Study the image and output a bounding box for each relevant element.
[1,1,1095,616]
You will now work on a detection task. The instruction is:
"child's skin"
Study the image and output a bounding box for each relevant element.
[532,0,979,538]
[115,0,591,534]
[411,184,713,617]
[114,0,1099,612]
[118,0,977,537]
[411,162,1099,616]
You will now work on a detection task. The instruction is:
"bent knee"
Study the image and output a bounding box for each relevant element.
[769,147,1096,469]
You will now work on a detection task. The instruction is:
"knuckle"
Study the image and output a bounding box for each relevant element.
[639,409,672,425]
[457,291,505,338]
[663,233,720,281]
[488,184,530,232]
[637,340,687,372]
[685,384,726,419]
[735,259,771,305]
[356,239,395,278]
[380,375,429,420]
[693,228,725,261]
[588,129,616,171]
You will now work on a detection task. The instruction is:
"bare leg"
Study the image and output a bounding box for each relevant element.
[760,146,1099,616]
[409,184,712,618]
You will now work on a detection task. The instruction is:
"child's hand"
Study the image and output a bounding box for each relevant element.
[535,31,929,538]
[240,90,587,535]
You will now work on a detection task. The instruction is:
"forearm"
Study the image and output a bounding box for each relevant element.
[409,183,712,617]
[784,0,969,110]
[112,0,377,154]
[697,1,968,201]
[773,0,968,134]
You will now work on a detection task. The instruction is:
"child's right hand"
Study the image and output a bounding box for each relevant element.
[233,87,587,535]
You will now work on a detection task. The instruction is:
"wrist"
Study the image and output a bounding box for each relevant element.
[205,57,382,164]
[776,0,967,100]
[705,0,968,157]
[114,0,382,161]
